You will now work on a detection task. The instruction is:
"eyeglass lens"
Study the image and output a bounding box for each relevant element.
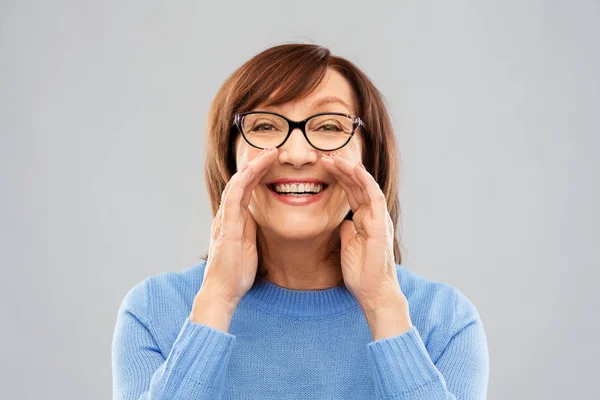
[240,113,354,150]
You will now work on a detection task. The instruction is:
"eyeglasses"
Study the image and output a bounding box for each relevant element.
[232,111,364,151]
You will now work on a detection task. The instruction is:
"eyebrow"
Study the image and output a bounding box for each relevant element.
[309,96,353,113]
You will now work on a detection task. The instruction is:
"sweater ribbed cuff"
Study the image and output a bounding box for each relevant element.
[163,317,236,393]
[366,326,443,398]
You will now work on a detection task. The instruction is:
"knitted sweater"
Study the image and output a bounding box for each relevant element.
[112,260,489,399]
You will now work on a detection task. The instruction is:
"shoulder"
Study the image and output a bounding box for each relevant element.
[119,260,208,325]
[115,261,208,356]
[394,264,483,354]
[395,263,480,313]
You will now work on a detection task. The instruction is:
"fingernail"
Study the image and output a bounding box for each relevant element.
[359,162,366,170]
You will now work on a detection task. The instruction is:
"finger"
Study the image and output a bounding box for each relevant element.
[322,159,360,210]
[241,206,258,244]
[211,207,223,240]
[221,147,274,205]
[353,162,388,224]
[222,148,277,223]
[221,147,271,204]
[332,151,385,209]
[240,149,278,208]
[353,162,386,206]
[330,153,369,206]
[321,155,361,211]
[339,220,359,252]
[324,153,369,206]
[330,153,389,236]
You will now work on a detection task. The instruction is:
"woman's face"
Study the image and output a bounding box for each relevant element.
[234,68,363,241]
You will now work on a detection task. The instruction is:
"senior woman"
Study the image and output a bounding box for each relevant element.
[112,43,489,399]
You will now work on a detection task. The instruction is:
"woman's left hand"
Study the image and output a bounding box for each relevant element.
[321,153,408,315]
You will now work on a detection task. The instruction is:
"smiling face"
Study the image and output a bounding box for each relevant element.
[234,68,363,241]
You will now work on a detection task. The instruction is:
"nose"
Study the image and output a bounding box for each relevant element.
[277,127,319,168]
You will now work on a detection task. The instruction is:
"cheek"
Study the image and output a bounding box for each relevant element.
[235,143,260,171]
[235,143,246,168]
[236,155,247,171]
[340,139,362,162]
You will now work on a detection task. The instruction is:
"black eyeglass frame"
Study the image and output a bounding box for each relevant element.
[232,111,365,151]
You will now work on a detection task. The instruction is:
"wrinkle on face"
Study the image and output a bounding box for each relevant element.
[233,68,363,283]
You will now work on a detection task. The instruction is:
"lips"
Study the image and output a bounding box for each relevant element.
[266,182,329,205]
[265,178,329,193]
[266,178,328,185]
[267,182,328,194]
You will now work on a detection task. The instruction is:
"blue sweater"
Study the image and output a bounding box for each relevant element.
[112,260,489,399]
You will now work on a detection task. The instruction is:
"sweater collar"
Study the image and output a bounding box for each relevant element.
[240,277,361,319]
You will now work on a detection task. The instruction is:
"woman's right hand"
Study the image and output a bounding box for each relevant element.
[191,147,278,322]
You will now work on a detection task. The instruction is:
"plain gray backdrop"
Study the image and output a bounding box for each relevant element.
[1,0,598,398]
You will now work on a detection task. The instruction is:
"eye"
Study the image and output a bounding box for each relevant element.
[252,123,275,131]
[317,124,343,132]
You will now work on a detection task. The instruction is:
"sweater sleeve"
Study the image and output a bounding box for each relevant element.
[365,288,489,400]
[112,279,236,400]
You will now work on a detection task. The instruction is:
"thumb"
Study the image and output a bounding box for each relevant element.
[339,220,358,251]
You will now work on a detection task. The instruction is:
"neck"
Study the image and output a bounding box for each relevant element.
[257,226,344,290]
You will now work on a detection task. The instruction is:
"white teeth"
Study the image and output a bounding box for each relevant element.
[273,182,324,194]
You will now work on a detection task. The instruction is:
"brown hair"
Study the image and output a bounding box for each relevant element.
[201,43,403,285]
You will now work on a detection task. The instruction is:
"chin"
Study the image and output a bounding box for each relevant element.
[260,213,334,240]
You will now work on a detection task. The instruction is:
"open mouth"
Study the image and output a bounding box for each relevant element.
[267,183,329,197]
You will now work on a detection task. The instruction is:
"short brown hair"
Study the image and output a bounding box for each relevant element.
[202,43,403,284]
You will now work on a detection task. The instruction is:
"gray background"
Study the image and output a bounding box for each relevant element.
[1,0,598,398]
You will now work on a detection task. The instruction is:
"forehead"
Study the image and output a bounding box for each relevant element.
[259,68,357,116]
